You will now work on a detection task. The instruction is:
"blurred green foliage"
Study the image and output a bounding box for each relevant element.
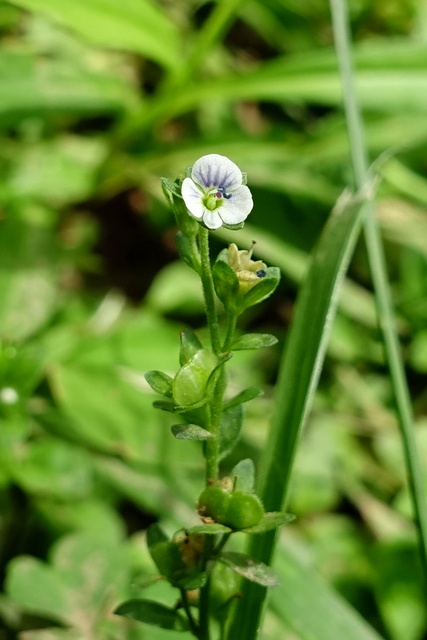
[0,0,427,639]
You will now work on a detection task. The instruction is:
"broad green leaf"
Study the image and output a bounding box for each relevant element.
[0,51,137,128]
[114,598,189,631]
[9,0,181,69]
[171,423,212,440]
[267,540,386,640]
[220,552,278,587]
[231,459,256,492]
[7,136,106,207]
[6,557,71,624]
[51,534,128,614]
[0,215,57,341]
[372,540,426,640]
[227,188,367,639]
[231,333,278,350]
[49,364,153,456]
[12,437,93,499]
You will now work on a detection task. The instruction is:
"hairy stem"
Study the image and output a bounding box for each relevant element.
[199,227,221,354]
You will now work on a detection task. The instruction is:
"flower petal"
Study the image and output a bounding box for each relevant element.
[182,178,205,219]
[192,154,243,191]
[202,209,223,230]
[218,185,253,225]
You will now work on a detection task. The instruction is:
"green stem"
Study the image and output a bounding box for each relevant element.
[180,589,199,638]
[204,369,226,482]
[213,532,232,557]
[199,227,221,354]
[222,314,237,352]
[198,226,225,482]
[330,0,427,592]
[198,575,211,640]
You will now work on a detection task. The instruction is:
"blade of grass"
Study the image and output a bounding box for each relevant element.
[226,187,369,640]
[330,0,427,593]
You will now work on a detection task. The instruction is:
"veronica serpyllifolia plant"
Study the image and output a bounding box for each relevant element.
[114,154,293,639]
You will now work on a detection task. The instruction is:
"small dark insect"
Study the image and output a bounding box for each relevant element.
[256,269,266,278]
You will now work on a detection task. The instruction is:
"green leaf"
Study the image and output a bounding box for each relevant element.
[268,539,386,640]
[231,333,278,350]
[114,599,190,631]
[146,524,168,550]
[0,51,137,128]
[220,552,278,587]
[175,232,201,273]
[145,370,173,398]
[228,188,367,638]
[0,216,57,341]
[372,540,426,640]
[187,523,232,535]
[219,404,243,460]
[160,177,182,200]
[179,328,203,366]
[243,512,296,534]
[6,557,71,624]
[223,387,263,411]
[153,399,176,412]
[171,423,212,440]
[212,259,239,310]
[242,267,281,309]
[231,459,256,492]
[10,0,181,70]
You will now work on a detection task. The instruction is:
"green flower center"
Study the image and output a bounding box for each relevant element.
[203,189,224,211]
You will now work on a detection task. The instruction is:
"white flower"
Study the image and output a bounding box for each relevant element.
[181,154,253,230]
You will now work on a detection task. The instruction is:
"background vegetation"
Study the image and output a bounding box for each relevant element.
[0,0,426,639]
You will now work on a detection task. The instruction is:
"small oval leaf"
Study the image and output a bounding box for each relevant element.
[171,424,212,440]
[220,552,278,587]
[145,370,173,397]
[187,523,232,535]
[231,458,256,492]
[223,388,263,411]
[232,333,278,350]
[243,512,296,534]
[219,404,243,460]
[114,598,189,631]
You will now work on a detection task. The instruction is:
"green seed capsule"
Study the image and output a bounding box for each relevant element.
[223,492,264,529]
[209,562,240,619]
[198,486,232,524]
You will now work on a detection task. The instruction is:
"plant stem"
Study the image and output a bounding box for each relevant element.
[330,0,427,593]
[180,589,199,637]
[199,227,221,355]
[198,575,211,640]
[222,314,237,352]
[204,369,226,482]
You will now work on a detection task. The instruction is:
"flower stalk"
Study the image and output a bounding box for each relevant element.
[115,153,284,639]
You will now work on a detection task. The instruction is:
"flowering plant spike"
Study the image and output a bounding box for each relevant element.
[182,154,253,229]
[115,155,290,639]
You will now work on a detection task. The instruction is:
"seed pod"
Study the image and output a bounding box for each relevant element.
[198,486,232,524]
[224,491,264,529]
